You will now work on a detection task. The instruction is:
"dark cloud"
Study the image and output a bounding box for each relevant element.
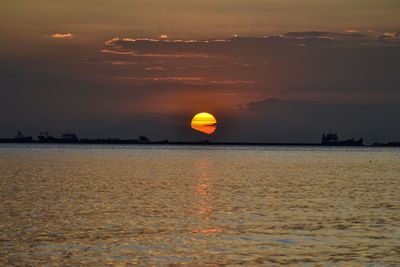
[103,32,400,96]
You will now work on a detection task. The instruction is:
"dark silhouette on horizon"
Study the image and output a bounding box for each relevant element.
[38,131,79,143]
[321,132,363,146]
[0,129,399,147]
[8,130,33,143]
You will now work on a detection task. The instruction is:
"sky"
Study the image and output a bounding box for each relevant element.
[0,0,400,143]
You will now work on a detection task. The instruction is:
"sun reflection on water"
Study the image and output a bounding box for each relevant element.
[191,157,223,234]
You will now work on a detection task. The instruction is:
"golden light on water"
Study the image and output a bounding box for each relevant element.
[191,112,217,134]
[191,157,223,234]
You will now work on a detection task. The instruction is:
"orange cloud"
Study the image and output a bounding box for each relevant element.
[50,33,74,39]
[344,29,360,33]
[383,32,397,38]
[100,49,212,58]
[112,76,254,85]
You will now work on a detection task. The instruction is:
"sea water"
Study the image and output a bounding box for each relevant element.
[0,144,399,265]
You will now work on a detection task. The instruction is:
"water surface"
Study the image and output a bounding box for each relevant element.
[0,144,399,265]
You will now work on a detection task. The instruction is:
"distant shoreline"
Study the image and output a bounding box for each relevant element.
[0,139,399,147]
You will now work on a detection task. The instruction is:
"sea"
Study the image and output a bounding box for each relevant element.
[0,144,399,265]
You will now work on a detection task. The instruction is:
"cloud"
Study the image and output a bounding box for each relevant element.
[102,37,229,58]
[244,98,316,111]
[104,31,400,55]
[49,33,74,39]
[344,29,361,33]
[144,66,164,71]
[100,49,213,58]
[102,31,400,96]
[112,76,254,85]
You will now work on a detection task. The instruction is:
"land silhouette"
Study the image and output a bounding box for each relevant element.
[0,130,399,147]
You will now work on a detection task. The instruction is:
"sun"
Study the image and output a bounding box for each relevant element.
[191,112,217,135]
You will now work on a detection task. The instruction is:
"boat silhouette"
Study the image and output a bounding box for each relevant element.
[38,131,79,143]
[321,132,363,146]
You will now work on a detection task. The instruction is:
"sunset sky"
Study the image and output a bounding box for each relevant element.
[1,0,400,142]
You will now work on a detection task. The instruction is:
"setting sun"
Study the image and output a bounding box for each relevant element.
[191,112,217,135]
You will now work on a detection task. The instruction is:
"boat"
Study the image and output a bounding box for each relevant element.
[38,131,79,143]
[13,130,33,142]
[321,132,363,146]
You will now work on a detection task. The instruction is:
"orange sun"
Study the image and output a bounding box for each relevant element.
[191,112,217,134]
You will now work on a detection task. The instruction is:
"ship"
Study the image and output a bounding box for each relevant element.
[0,130,33,143]
[138,135,150,143]
[38,131,79,143]
[321,132,363,146]
[14,130,33,142]
[38,131,56,142]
